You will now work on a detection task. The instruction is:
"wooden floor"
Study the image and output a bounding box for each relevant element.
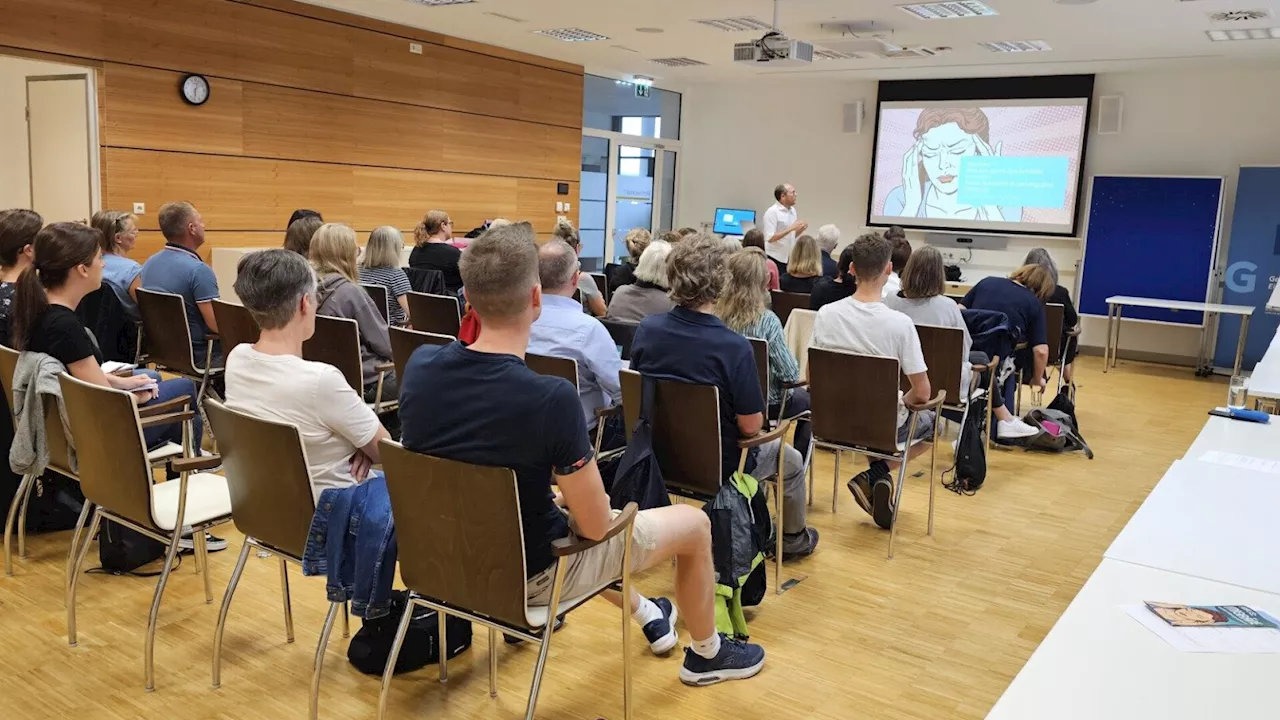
[0,355,1226,720]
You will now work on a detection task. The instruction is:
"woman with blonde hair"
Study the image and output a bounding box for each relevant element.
[779,234,822,294]
[716,247,810,456]
[91,210,143,316]
[608,227,651,292]
[311,223,398,402]
[553,219,607,317]
[359,226,412,326]
[606,240,674,323]
[407,209,462,295]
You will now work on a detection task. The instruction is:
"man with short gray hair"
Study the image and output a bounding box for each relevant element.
[817,224,840,279]
[140,201,222,366]
[224,249,391,502]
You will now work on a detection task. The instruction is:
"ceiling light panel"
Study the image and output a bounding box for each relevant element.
[979,39,1052,52]
[898,2,999,20]
[1206,26,1280,40]
[694,17,774,32]
[814,49,859,60]
[649,57,708,67]
[533,27,610,42]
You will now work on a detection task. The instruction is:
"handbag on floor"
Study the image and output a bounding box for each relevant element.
[347,590,473,675]
[98,518,166,574]
[943,399,988,495]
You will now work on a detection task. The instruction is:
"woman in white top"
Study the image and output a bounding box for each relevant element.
[886,245,1038,440]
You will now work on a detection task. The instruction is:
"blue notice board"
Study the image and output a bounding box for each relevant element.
[1079,175,1224,325]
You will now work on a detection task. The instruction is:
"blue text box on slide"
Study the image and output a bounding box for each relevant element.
[957,156,1069,209]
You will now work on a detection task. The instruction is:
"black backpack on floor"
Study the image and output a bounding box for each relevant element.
[99,519,167,574]
[943,400,988,495]
[347,590,473,675]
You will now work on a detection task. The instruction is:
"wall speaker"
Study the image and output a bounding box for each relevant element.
[1097,95,1123,135]
[843,99,865,134]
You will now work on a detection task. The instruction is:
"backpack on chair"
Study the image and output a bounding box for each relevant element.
[942,397,987,495]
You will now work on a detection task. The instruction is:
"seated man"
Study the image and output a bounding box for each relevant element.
[223,249,395,617]
[140,201,222,368]
[811,232,935,530]
[527,239,624,451]
[400,223,765,686]
[630,234,819,560]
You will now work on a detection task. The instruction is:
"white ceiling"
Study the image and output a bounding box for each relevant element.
[301,0,1280,84]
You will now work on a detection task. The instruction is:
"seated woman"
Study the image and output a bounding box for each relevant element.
[91,210,143,319]
[552,219,607,318]
[716,247,812,466]
[605,240,674,323]
[1024,248,1079,383]
[608,227,651,293]
[282,214,323,258]
[407,210,463,295]
[10,222,203,454]
[309,223,398,403]
[779,234,822,294]
[741,228,780,291]
[809,244,856,310]
[0,209,41,344]
[358,226,412,327]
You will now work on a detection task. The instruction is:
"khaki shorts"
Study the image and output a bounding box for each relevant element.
[526,509,659,606]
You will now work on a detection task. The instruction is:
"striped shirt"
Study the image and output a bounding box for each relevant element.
[358,267,412,326]
[737,310,800,406]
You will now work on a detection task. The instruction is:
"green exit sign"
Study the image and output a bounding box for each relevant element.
[635,84,651,98]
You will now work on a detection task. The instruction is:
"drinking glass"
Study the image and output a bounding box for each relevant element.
[1228,375,1250,410]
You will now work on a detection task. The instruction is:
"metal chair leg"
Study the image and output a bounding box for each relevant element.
[212,541,253,688]
[67,509,102,646]
[64,501,94,590]
[927,414,940,537]
[488,627,499,698]
[195,530,213,603]
[144,528,186,691]
[774,442,784,594]
[342,601,350,639]
[376,601,418,720]
[310,602,341,720]
[889,414,921,560]
[5,473,34,573]
[525,559,569,720]
[807,452,815,507]
[16,475,33,559]
[438,609,449,683]
[831,449,841,514]
[280,557,295,643]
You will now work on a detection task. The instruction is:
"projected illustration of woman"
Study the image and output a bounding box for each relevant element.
[884,108,1023,223]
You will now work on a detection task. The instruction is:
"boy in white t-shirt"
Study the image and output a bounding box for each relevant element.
[810,232,935,530]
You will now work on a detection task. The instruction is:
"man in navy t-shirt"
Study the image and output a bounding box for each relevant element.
[398,223,765,686]
[630,234,818,559]
[959,265,1055,412]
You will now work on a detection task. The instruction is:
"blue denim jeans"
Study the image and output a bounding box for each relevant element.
[134,370,204,452]
[301,472,397,619]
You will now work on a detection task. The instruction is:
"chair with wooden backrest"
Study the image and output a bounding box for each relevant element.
[601,320,639,361]
[747,336,815,504]
[590,272,610,305]
[525,353,622,461]
[620,369,794,593]
[212,299,261,357]
[389,326,453,381]
[362,283,390,324]
[808,348,944,559]
[136,288,223,402]
[912,324,998,450]
[303,315,395,413]
[60,374,231,691]
[406,292,461,337]
[770,291,810,328]
[204,399,348,719]
[404,267,446,296]
[1017,303,1064,414]
[376,443,639,720]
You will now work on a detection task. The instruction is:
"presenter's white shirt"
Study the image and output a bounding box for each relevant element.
[761,202,798,265]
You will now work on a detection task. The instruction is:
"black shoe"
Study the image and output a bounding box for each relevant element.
[871,477,895,530]
[178,532,228,552]
[680,634,766,686]
[847,472,874,517]
[505,615,565,644]
[642,597,678,655]
[781,527,819,561]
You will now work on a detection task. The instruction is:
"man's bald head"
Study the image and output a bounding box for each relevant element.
[538,239,579,295]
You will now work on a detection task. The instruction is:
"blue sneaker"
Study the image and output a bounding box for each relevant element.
[679,634,765,686]
[642,597,678,655]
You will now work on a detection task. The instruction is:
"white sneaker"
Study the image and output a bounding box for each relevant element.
[997,418,1039,440]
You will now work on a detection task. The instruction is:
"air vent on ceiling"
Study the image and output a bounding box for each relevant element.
[484,11,528,23]
[979,39,1052,52]
[533,27,609,42]
[612,45,641,53]
[898,2,999,19]
[1209,9,1271,22]
[649,56,707,67]
[404,0,475,5]
[814,48,860,60]
[694,17,774,32]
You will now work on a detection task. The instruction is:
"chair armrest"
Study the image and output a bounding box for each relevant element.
[205,332,220,340]
[782,380,809,390]
[169,455,221,473]
[375,362,395,373]
[595,404,623,420]
[905,391,947,412]
[551,503,638,557]
[972,354,1001,375]
[139,410,196,429]
[1066,326,1082,337]
[737,422,790,450]
[137,394,192,417]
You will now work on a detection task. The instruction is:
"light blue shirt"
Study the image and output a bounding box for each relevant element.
[102,253,142,318]
[140,244,220,364]
[528,294,622,428]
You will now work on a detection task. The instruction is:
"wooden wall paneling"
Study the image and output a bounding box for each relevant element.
[518,63,585,128]
[352,168,572,232]
[517,180,580,229]
[0,0,104,60]
[101,64,246,154]
[440,113,581,181]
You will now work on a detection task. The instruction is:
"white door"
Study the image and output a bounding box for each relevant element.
[27,75,93,223]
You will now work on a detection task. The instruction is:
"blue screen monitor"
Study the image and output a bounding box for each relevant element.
[713,208,756,236]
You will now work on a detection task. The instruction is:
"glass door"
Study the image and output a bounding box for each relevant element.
[614,145,655,263]
[581,131,680,265]
[578,136,610,272]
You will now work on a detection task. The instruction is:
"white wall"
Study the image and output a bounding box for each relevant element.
[677,63,1280,363]
[0,55,88,210]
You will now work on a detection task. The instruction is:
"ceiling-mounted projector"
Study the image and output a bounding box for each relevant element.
[733,31,814,66]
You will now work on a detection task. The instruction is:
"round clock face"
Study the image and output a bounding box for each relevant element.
[181,75,210,106]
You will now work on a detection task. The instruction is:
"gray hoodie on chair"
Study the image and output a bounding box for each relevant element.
[10,351,77,477]
[315,273,394,389]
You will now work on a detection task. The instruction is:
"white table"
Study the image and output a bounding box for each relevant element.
[1185,415,1280,460]
[1267,282,1280,314]
[1247,329,1280,404]
[1104,295,1254,377]
[986,559,1280,720]
[1104,459,1280,595]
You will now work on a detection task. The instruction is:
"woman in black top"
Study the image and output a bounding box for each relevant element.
[11,222,202,451]
[407,209,463,295]
[809,244,856,310]
[1024,248,1080,381]
[779,234,823,294]
[0,209,41,346]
